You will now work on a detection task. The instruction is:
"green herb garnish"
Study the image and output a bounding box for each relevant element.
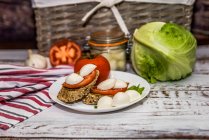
[94,105,97,109]
[128,84,144,94]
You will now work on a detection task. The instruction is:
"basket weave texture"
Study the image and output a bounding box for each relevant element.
[34,2,193,55]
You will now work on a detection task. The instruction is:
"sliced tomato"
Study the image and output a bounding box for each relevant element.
[63,70,96,89]
[49,39,82,66]
[91,86,128,95]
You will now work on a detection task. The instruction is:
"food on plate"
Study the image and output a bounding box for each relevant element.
[97,96,113,109]
[82,93,103,105]
[125,90,141,102]
[74,55,110,84]
[96,85,144,108]
[131,22,197,83]
[95,84,145,108]
[114,79,128,89]
[112,92,130,107]
[26,50,47,69]
[56,61,145,109]
[97,79,116,90]
[65,73,84,85]
[57,64,99,103]
[49,39,82,66]
[63,68,97,89]
[91,82,128,95]
[79,64,97,77]
[82,79,128,105]
[128,84,144,95]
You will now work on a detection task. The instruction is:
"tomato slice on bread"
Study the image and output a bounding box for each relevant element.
[63,70,96,89]
[91,86,128,95]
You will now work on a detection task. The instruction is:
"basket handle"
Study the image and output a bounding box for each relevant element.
[82,0,130,36]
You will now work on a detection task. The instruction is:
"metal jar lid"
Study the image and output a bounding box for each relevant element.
[89,28,126,44]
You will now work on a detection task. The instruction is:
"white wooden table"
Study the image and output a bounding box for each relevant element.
[0,47,209,139]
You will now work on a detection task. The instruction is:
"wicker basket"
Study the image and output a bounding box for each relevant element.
[34,1,194,55]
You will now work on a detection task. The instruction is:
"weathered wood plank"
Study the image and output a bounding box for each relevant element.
[196,45,209,59]
[0,74,208,138]
[151,74,209,91]
[0,106,208,139]
[194,59,209,74]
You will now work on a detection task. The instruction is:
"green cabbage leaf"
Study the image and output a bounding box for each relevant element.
[131,22,197,83]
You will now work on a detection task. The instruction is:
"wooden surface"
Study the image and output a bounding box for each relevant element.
[0,47,209,139]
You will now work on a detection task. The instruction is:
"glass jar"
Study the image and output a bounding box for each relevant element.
[88,29,128,71]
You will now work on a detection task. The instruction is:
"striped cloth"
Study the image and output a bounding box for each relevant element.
[0,65,73,130]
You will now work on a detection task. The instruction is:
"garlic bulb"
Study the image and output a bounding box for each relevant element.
[26,50,47,69]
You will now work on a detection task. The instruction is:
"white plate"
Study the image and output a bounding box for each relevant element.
[49,71,150,113]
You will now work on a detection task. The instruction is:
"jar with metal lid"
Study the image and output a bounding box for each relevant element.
[88,29,128,71]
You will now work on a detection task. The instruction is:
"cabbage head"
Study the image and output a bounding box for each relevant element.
[131,22,197,83]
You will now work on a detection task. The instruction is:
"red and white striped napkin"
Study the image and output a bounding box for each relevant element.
[0,64,73,130]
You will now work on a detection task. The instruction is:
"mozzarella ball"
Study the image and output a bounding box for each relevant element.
[65,73,84,85]
[79,64,97,77]
[125,90,141,102]
[97,79,116,90]
[114,79,127,89]
[97,96,113,109]
[112,92,130,107]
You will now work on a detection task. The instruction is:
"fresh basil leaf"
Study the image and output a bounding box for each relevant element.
[128,84,144,95]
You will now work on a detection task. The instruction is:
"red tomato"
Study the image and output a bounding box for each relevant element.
[49,39,82,66]
[74,55,110,84]
[91,87,128,95]
[63,70,96,89]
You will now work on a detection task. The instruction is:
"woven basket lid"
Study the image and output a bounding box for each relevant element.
[32,0,195,8]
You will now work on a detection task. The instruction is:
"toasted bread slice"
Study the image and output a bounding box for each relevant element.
[82,92,103,105]
[57,70,99,103]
